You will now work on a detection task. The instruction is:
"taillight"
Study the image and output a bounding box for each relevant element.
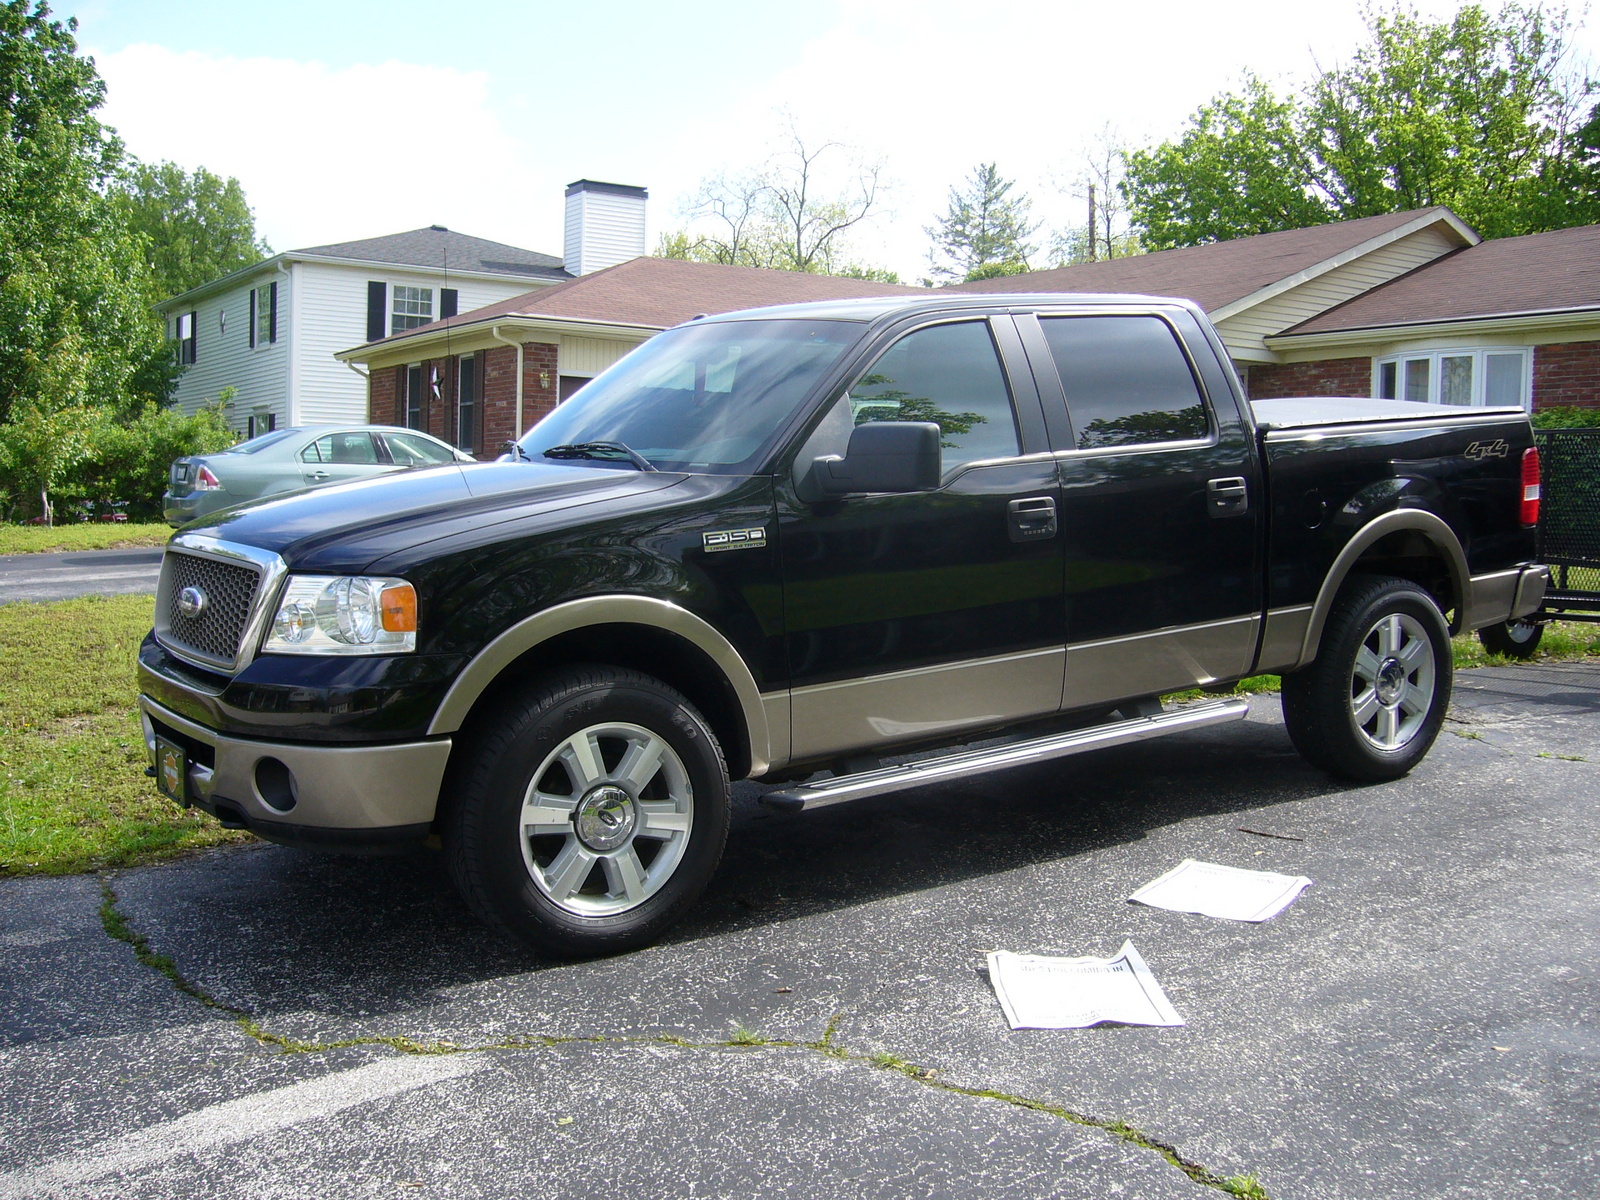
[194,465,222,491]
[1520,446,1540,527]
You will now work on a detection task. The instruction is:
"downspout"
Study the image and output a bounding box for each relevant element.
[344,361,371,420]
[277,261,297,426]
[490,325,525,440]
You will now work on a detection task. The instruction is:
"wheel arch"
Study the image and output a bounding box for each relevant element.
[428,596,773,781]
[1298,509,1469,667]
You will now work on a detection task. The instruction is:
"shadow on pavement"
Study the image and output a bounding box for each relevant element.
[93,710,1346,1029]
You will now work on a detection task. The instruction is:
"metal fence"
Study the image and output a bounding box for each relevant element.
[1535,428,1600,603]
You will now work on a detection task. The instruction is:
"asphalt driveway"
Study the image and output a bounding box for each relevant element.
[2,663,1597,1198]
[0,548,162,604]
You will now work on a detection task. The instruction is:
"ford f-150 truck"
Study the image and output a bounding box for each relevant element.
[138,294,1549,955]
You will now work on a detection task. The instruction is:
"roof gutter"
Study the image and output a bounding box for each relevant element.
[1266,303,1600,352]
[490,326,526,439]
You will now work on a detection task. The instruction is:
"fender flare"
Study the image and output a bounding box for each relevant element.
[1298,509,1470,666]
[427,595,773,776]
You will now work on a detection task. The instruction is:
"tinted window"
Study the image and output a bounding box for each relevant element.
[223,429,297,455]
[1040,316,1208,449]
[848,321,1019,469]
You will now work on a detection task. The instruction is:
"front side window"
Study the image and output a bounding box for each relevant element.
[384,431,456,465]
[520,318,861,473]
[392,286,433,334]
[845,321,1020,470]
[1040,315,1208,449]
[1375,348,1530,409]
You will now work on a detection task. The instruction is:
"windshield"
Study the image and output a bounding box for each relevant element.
[221,429,298,455]
[517,318,861,473]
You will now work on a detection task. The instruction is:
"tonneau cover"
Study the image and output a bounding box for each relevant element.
[1251,396,1527,430]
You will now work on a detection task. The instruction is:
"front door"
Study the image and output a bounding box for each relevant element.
[776,317,1065,762]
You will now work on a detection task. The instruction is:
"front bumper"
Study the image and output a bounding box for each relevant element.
[140,694,451,853]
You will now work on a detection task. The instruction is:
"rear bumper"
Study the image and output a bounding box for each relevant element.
[1463,564,1550,630]
[139,694,450,853]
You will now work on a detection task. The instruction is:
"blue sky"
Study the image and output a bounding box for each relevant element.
[63,1,1600,280]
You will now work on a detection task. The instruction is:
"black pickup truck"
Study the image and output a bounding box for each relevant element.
[139,294,1548,954]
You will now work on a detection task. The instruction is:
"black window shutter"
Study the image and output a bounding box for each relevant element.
[269,281,278,344]
[441,288,458,320]
[367,282,386,341]
[249,289,257,349]
[189,310,198,363]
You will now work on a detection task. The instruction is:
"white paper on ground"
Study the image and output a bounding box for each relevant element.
[986,941,1185,1030]
[1128,858,1312,922]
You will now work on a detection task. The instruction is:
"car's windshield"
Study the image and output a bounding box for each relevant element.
[220,429,298,455]
[516,318,861,473]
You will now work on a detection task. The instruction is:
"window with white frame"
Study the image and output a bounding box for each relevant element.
[1374,348,1531,409]
[391,286,433,334]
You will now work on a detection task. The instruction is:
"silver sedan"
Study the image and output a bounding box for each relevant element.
[164,425,474,527]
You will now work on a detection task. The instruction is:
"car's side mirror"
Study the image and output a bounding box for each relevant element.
[808,421,941,498]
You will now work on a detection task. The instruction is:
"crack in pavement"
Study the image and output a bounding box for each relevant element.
[94,877,1270,1199]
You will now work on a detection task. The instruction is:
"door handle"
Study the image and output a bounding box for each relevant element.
[1207,476,1248,517]
[1007,496,1058,542]
[308,470,331,480]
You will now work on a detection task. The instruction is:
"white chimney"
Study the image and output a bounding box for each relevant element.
[563,180,648,276]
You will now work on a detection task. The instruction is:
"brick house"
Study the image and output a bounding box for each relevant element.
[338,257,922,455]
[952,207,1600,414]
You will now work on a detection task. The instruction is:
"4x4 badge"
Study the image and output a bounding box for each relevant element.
[703,527,767,553]
[1464,439,1510,461]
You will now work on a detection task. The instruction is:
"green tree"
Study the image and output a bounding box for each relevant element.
[1124,3,1594,249]
[0,0,174,448]
[925,163,1037,282]
[114,160,271,300]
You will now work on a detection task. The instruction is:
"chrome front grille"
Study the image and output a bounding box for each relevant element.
[153,538,286,673]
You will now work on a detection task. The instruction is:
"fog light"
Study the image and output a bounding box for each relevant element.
[254,757,298,813]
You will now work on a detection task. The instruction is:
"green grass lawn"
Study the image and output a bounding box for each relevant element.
[0,523,171,556]
[1,592,1597,879]
[0,594,250,877]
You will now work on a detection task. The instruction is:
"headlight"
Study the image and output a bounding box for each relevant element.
[262,576,417,655]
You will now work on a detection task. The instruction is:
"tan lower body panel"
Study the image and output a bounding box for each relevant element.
[787,646,1066,762]
[1062,615,1260,709]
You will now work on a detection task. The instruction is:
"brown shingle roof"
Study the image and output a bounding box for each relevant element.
[946,208,1460,311]
[366,257,925,348]
[1283,222,1600,335]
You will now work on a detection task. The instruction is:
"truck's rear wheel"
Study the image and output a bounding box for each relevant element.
[1280,577,1452,782]
[444,666,730,956]
[1478,617,1544,659]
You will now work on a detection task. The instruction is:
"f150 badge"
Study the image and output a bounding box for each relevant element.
[703,527,767,553]
[1464,439,1510,461]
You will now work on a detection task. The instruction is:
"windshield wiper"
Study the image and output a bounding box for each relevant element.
[541,441,657,471]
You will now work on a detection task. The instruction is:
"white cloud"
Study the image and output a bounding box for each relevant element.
[92,44,568,257]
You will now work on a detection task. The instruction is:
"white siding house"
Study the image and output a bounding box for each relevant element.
[155,226,572,434]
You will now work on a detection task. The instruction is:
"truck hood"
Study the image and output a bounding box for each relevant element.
[180,461,686,572]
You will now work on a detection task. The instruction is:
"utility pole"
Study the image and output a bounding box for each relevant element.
[1088,184,1098,261]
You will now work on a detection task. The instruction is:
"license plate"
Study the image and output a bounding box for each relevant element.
[154,736,188,805]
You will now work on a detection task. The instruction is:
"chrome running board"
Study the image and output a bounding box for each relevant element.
[760,698,1251,812]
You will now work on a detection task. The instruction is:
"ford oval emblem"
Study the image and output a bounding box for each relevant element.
[177,586,208,619]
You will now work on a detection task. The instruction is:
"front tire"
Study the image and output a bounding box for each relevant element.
[444,666,730,956]
[1280,577,1452,782]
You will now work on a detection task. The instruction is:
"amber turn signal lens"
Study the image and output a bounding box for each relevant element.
[379,583,418,632]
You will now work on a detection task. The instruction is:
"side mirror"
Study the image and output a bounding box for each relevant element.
[809,421,941,497]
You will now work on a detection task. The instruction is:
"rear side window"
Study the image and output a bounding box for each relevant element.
[384,431,456,465]
[848,320,1020,470]
[303,432,380,465]
[1039,316,1208,450]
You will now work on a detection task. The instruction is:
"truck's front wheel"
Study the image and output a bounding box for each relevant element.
[444,666,730,956]
[1280,577,1452,782]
